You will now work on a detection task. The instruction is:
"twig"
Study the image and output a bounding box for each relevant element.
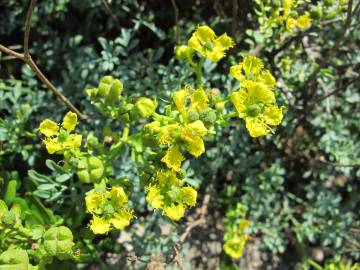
[308,77,357,108]
[231,0,238,37]
[100,0,122,32]
[0,0,87,120]
[171,0,180,44]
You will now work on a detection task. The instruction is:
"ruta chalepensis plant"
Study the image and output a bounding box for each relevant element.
[37,25,284,259]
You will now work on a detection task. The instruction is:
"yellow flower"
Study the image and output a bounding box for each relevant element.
[223,235,248,259]
[286,17,297,30]
[157,171,182,187]
[188,25,234,62]
[161,146,185,172]
[39,119,59,137]
[173,87,189,112]
[85,191,105,213]
[230,83,283,137]
[38,112,82,154]
[158,124,179,145]
[164,203,185,221]
[146,185,164,209]
[230,56,276,89]
[89,216,111,234]
[180,186,197,207]
[185,136,205,157]
[62,112,78,133]
[296,13,311,29]
[107,186,128,206]
[283,0,294,17]
[189,88,208,111]
[180,120,208,157]
[111,209,134,230]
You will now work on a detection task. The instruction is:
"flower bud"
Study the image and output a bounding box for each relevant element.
[187,111,199,122]
[135,97,156,118]
[98,82,111,98]
[215,101,225,111]
[199,109,217,125]
[175,45,192,60]
[77,156,104,183]
[43,226,74,260]
[106,79,123,101]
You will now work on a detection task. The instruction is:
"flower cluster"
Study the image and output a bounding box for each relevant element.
[175,25,234,63]
[38,112,82,155]
[146,170,197,221]
[38,25,285,242]
[283,0,311,31]
[230,56,284,137]
[85,182,134,234]
[223,203,250,260]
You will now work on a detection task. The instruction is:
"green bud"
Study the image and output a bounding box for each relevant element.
[187,111,199,122]
[1,211,16,227]
[0,249,29,270]
[135,97,156,118]
[43,226,74,260]
[215,101,225,111]
[200,109,217,125]
[100,75,113,85]
[175,45,193,60]
[77,156,104,183]
[106,79,123,101]
[98,82,111,98]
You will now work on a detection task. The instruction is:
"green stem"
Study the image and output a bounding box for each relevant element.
[195,57,205,87]
[222,112,238,119]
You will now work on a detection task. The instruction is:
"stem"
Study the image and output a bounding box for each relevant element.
[222,112,238,119]
[195,57,205,87]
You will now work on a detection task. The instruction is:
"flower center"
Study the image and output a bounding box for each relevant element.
[246,104,262,117]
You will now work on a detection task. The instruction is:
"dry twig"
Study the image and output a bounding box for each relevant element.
[0,0,87,120]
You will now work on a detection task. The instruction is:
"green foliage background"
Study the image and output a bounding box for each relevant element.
[0,0,359,269]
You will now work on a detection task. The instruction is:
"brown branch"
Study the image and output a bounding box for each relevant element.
[23,0,36,59]
[171,0,180,44]
[101,0,122,32]
[0,0,87,120]
[308,77,357,107]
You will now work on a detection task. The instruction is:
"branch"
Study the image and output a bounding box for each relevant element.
[171,0,180,44]
[100,0,122,32]
[0,0,87,120]
[308,77,357,107]
[23,0,37,59]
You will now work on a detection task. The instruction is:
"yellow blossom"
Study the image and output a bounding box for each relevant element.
[85,191,105,213]
[164,203,185,221]
[296,13,311,29]
[161,147,185,172]
[223,235,248,259]
[111,209,134,230]
[230,83,283,138]
[89,216,111,234]
[157,171,182,187]
[189,88,208,111]
[107,186,128,206]
[146,185,164,209]
[173,87,189,112]
[180,186,197,207]
[158,124,179,145]
[188,25,234,62]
